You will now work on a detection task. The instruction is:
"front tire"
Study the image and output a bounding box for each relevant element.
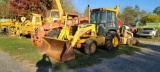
[84,39,97,55]
[105,31,120,51]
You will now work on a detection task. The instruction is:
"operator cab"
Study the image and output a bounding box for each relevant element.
[46,10,60,22]
[30,13,42,26]
[90,9,118,35]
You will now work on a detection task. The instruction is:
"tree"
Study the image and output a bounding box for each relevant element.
[141,14,160,23]
[8,0,79,18]
[40,0,53,10]
[8,0,47,18]
[140,10,147,18]
[120,6,135,25]
[153,6,160,16]
[133,5,140,24]
[83,5,90,17]
[61,0,79,14]
[0,0,10,18]
[139,10,147,24]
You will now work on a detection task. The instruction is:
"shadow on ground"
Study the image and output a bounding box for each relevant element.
[36,54,52,72]
[36,45,141,71]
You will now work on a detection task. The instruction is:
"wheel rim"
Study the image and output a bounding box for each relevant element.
[112,36,119,47]
[90,43,96,53]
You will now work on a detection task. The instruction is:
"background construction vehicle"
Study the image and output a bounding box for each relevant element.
[37,5,121,63]
[7,0,63,37]
[119,25,139,46]
[31,0,87,47]
[8,13,43,37]
[31,0,66,47]
[0,18,15,34]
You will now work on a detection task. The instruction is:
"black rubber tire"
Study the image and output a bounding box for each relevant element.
[46,29,59,38]
[132,38,137,45]
[84,39,97,55]
[127,38,133,46]
[105,31,120,51]
[135,39,139,45]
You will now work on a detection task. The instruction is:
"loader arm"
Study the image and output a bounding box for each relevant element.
[52,0,63,13]
[52,0,63,19]
[70,24,96,47]
[39,24,95,62]
[114,5,120,17]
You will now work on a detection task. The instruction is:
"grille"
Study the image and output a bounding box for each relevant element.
[143,32,149,34]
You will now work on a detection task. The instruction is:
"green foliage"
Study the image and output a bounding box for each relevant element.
[141,14,160,23]
[134,5,141,24]
[139,10,147,25]
[119,5,143,25]
[134,5,140,16]
[119,5,160,25]
[119,6,136,25]
[0,0,10,18]
[0,35,41,63]
[153,6,160,16]
[61,0,79,14]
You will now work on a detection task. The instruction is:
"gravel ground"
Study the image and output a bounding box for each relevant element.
[55,40,160,72]
[0,50,35,72]
[0,40,160,72]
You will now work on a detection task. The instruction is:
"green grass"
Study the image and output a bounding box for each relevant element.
[0,35,141,70]
[0,35,42,63]
[136,37,160,42]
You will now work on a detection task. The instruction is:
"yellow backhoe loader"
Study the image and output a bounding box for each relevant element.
[8,13,43,37]
[38,5,121,63]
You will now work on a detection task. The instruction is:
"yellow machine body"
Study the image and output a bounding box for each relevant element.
[118,25,138,46]
[38,5,121,63]
[9,13,43,37]
[0,19,15,33]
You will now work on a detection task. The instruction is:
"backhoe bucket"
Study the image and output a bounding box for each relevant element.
[39,37,75,62]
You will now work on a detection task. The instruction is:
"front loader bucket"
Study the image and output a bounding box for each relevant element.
[40,37,75,62]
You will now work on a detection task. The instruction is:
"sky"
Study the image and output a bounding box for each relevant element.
[72,0,160,14]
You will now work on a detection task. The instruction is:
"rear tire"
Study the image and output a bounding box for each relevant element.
[132,38,138,45]
[105,31,120,51]
[84,39,97,55]
[127,38,133,46]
